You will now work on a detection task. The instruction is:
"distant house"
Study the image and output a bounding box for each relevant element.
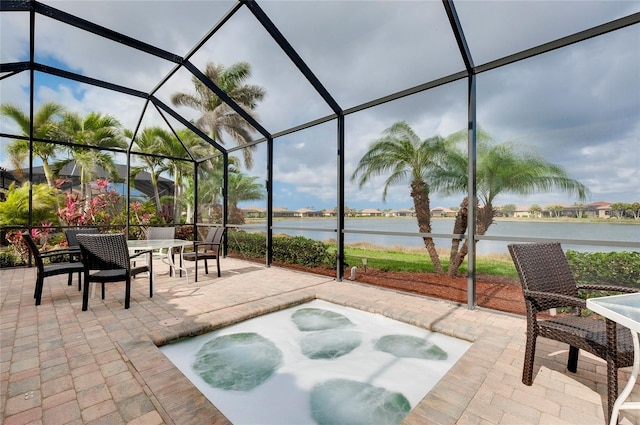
[0,166,19,202]
[585,201,611,218]
[241,205,265,218]
[388,208,414,217]
[359,208,383,217]
[272,207,295,217]
[13,162,174,200]
[323,209,337,217]
[294,208,323,217]
[430,206,456,217]
[541,203,570,217]
[513,205,533,218]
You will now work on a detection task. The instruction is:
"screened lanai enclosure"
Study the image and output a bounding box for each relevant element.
[1,1,639,308]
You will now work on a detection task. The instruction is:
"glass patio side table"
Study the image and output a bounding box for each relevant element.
[587,293,640,425]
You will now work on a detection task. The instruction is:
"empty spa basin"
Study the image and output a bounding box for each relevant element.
[160,300,471,425]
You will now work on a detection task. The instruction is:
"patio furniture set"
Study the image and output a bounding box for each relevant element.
[21,226,225,310]
[20,234,638,424]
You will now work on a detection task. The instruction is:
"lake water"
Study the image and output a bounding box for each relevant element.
[237,218,640,255]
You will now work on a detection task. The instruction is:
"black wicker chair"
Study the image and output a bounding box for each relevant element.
[76,233,152,311]
[508,242,637,424]
[183,227,224,282]
[22,232,84,306]
[65,228,99,254]
[64,228,99,289]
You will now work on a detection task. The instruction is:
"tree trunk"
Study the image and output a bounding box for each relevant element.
[173,167,182,224]
[450,239,469,277]
[448,197,469,277]
[151,174,161,213]
[476,202,495,236]
[411,180,444,274]
[41,160,56,188]
[449,201,497,276]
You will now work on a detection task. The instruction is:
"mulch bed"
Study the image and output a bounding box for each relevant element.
[268,260,527,316]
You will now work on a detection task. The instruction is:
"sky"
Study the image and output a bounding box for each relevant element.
[1,0,639,212]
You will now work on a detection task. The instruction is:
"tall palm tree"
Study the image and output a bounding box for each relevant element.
[432,129,590,276]
[191,155,242,223]
[351,121,446,274]
[171,61,266,169]
[129,127,172,212]
[155,128,212,223]
[55,111,126,201]
[227,172,265,224]
[1,102,66,187]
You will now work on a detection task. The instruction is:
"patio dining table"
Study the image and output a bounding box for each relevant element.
[587,293,640,425]
[127,239,192,283]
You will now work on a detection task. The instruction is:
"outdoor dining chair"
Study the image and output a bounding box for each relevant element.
[508,242,638,424]
[76,233,153,311]
[22,232,84,306]
[65,228,99,254]
[147,226,176,276]
[183,227,224,282]
[64,228,98,288]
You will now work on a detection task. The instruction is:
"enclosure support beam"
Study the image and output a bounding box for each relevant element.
[27,6,35,252]
[222,154,229,256]
[466,76,478,310]
[194,161,199,247]
[266,137,274,267]
[336,114,345,281]
[444,0,477,309]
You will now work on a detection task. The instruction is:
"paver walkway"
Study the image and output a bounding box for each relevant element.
[1,258,638,425]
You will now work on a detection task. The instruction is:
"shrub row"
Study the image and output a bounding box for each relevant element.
[227,231,331,267]
[566,250,640,289]
[228,233,640,289]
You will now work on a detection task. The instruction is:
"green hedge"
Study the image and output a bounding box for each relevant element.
[228,231,331,267]
[566,250,640,289]
[227,232,640,290]
[0,251,23,268]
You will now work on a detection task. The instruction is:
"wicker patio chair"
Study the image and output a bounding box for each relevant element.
[64,228,98,288]
[147,226,176,276]
[183,227,224,282]
[76,233,153,311]
[65,228,99,254]
[508,242,638,424]
[22,232,84,306]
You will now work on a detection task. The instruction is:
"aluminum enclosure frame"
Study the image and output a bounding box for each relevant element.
[1,0,639,308]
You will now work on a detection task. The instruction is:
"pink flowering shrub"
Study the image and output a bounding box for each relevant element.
[125,200,159,239]
[57,178,122,226]
[5,223,54,263]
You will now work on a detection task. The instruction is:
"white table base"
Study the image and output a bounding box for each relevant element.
[610,330,640,425]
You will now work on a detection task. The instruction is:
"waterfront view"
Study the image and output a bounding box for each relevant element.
[238,218,640,255]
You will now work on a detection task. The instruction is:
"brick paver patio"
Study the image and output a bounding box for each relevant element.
[1,258,638,425]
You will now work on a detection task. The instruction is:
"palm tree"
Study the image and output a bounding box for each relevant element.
[0,182,59,226]
[55,111,126,201]
[170,61,266,169]
[154,128,213,223]
[351,121,446,274]
[1,102,66,187]
[227,172,265,224]
[432,129,590,276]
[190,155,244,224]
[528,204,542,218]
[129,127,173,213]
